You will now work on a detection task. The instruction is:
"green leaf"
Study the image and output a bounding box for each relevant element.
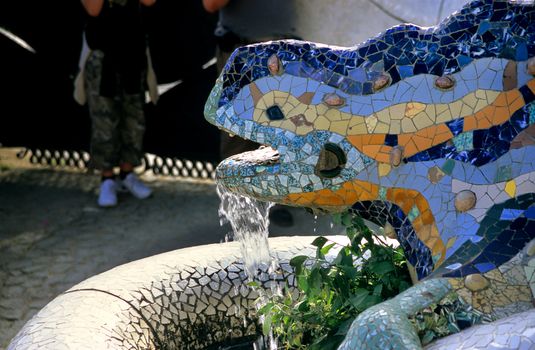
[257,302,274,315]
[251,210,414,349]
[309,268,323,294]
[262,314,272,336]
[333,248,346,265]
[297,300,309,312]
[291,333,303,347]
[312,236,329,248]
[363,294,382,309]
[332,212,342,225]
[373,284,383,296]
[290,255,309,268]
[346,226,357,240]
[369,261,395,275]
[398,280,412,292]
[349,289,369,310]
[341,212,353,227]
[335,318,354,336]
[247,281,259,288]
[339,265,357,279]
[297,275,309,292]
[321,243,336,256]
[421,330,436,345]
[312,335,345,350]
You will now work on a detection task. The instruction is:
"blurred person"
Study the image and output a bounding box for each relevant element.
[76,0,158,207]
[202,0,299,226]
[202,0,299,160]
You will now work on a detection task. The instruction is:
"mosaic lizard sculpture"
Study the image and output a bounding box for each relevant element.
[205,0,535,310]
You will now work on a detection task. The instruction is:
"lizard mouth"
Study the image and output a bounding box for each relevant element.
[225,146,280,167]
[215,145,281,183]
[217,141,348,182]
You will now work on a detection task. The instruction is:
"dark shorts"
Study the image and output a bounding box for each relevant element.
[84,50,146,170]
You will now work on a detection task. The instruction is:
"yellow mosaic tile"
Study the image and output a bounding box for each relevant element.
[405,102,426,117]
[279,120,296,133]
[401,117,418,133]
[378,163,392,177]
[376,109,391,123]
[375,121,390,134]
[347,118,367,134]
[274,96,289,107]
[460,102,474,117]
[296,124,313,135]
[389,120,401,134]
[505,180,516,198]
[412,112,434,129]
[389,104,406,120]
[464,94,478,109]
[366,114,378,133]
[315,103,329,115]
[449,100,463,119]
[446,237,457,249]
[304,108,318,121]
[315,116,331,130]
[331,120,350,135]
[475,89,487,100]
[325,109,343,121]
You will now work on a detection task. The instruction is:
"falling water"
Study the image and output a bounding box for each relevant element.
[216,184,281,349]
[216,184,276,280]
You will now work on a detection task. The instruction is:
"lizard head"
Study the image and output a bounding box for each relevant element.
[204,0,535,220]
[204,40,379,213]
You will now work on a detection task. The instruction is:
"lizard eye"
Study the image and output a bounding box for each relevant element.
[315,143,346,178]
[266,105,285,120]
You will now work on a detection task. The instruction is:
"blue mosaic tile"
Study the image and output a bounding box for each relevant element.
[218,1,535,107]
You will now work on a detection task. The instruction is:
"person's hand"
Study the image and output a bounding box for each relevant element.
[202,0,230,13]
[81,0,105,16]
[139,0,156,6]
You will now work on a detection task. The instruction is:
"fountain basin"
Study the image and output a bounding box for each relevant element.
[7,236,319,350]
[8,235,535,350]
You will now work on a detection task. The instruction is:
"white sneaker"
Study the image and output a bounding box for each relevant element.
[98,179,118,207]
[120,173,152,199]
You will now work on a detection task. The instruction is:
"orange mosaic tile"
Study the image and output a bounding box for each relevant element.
[398,124,454,158]
[463,85,534,131]
[386,188,446,264]
[287,184,446,265]
[283,180,379,208]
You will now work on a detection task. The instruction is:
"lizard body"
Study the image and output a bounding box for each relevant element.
[204,0,535,284]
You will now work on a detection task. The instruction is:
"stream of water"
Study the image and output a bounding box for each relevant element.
[216,185,280,349]
[216,184,276,281]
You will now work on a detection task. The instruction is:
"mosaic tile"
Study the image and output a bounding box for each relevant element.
[141,0,535,348]
[200,0,535,347]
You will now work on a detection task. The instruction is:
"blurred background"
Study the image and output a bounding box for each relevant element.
[0,1,221,163]
[0,0,468,168]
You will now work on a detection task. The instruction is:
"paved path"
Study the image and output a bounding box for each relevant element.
[0,148,341,349]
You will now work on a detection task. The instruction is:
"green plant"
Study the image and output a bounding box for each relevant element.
[255,210,412,349]
[410,292,494,346]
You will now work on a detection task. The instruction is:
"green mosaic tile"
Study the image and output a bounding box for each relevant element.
[495,165,512,182]
[379,187,387,200]
[453,132,473,152]
[408,206,420,222]
[441,159,455,175]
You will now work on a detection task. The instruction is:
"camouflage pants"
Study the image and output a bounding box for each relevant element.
[84,50,146,170]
